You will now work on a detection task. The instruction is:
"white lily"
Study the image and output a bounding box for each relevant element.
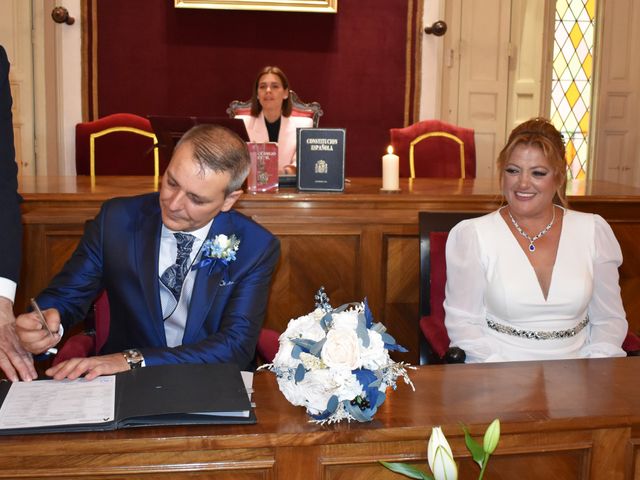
[427,426,457,480]
[432,446,458,480]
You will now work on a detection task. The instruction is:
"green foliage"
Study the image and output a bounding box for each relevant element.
[462,425,486,467]
[379,461,433,480]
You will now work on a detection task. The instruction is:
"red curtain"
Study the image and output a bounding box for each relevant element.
[86,0,421,177]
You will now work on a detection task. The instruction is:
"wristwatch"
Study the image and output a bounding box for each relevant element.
[122,349,145,369]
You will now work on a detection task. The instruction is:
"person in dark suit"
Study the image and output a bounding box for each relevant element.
[0,45,37,382]
[16,124,280,380]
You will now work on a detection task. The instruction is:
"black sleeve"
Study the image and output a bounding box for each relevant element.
[0,45,22,285]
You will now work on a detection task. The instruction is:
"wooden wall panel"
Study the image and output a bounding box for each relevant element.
[629,438,640,479]
[44,230,84,279]
[0,447,277,479]
[265,234,360,334]
[385,235,420,362]
[609,223,640,335]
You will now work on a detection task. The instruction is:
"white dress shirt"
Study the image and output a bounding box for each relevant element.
[159,219,213,347]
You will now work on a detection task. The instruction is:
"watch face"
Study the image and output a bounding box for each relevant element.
[124,349,143,368]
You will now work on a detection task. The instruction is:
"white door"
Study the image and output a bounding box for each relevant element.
[592,0,640,185]
[0,0,35,175]
[441,0,511,178]
[440,0,550,179]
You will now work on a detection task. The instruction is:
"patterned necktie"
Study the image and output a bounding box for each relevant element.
[160,232,195,301]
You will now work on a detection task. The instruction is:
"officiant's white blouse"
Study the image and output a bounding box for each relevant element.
[443,208,627,363]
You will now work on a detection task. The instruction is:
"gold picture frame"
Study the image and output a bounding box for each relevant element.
[175,0,337,13]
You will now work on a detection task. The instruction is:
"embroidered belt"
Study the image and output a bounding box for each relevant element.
[486,317,589,340]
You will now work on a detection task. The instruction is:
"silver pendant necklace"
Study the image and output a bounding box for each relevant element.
[508,207,556,253]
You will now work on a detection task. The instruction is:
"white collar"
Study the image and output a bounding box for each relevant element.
[162,218,214,243]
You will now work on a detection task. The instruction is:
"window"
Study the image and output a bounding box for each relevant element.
[550,0,596,179]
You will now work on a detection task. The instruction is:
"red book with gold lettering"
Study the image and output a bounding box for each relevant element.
[246,142,279,193]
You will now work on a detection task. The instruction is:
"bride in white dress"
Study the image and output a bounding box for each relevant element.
[444,118,628,362]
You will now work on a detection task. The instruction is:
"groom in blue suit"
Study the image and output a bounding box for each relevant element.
[17,124,280,379]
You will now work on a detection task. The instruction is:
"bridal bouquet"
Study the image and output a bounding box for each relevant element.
[261,288,414,424]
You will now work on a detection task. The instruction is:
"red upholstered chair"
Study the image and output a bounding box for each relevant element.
[52,290,109,366]
[75,113,160,176]
[53,291,281,366]
[419,212,481,364]
[418,211,640,365]
[226,90,323,128]
[256,328,281,364]
[390,120,476,179]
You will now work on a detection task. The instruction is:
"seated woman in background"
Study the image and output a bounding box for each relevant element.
[242,66,313,175]
[444,117,628,362]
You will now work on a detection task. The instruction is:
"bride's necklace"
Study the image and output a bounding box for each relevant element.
[508,207,556,253]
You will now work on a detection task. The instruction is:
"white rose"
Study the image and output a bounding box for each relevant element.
[272,338,298,369]
[273,311,327,369]
[276,374,307,406]
[332,369,364,402]
[321,327,361,370]
[360,329,391,370]
[298,369,337,415]
[331,309,359,330]
[284,310,326,342]
[214,234,229,249]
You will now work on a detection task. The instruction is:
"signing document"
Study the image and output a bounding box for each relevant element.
[0,364,254,435]
[0,377,115,430]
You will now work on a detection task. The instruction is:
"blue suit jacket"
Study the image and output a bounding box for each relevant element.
[37,193,280,370]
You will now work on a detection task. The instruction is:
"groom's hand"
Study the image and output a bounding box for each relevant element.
[45,353,130,380]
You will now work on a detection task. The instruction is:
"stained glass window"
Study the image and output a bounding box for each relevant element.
[550,0,596,179]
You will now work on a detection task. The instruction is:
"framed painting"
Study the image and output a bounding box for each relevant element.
[174,0,338,13]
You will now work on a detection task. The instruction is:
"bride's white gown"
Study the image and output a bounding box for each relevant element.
[444,209,627,363]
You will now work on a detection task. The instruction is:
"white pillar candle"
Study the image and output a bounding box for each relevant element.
[382,145,400,190]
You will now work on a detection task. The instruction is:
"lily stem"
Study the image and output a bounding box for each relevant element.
[478,453,489,480]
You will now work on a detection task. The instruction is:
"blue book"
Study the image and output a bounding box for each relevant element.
[296,128,346,192]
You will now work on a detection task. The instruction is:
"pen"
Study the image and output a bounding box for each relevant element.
[29,298,58,356]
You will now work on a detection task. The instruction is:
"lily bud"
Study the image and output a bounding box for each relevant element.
[431,445,458,480]
[428,427,457,480]
[483,419,501,454]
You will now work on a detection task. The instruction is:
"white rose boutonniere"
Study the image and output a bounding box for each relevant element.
[260,287,414,424]
[192,234,240,283]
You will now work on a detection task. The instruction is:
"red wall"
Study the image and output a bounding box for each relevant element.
[95,0,417,177]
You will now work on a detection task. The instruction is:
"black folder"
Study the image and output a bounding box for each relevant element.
[0,363,255,435]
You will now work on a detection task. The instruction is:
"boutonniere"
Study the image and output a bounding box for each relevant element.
[192,234,240,277]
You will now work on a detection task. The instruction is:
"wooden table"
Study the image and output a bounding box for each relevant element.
[0,357,639,479]
[17,176,640,364]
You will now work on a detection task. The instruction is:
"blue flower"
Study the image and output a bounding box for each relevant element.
[193,234,240,276]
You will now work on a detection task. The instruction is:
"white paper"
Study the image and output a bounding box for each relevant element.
[0,376,116,429]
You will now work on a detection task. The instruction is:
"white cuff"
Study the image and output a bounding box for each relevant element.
[0,277,17,303]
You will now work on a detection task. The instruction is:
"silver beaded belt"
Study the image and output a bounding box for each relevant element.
[486,317,589,340]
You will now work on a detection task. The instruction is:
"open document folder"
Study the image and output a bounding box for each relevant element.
[0,363,255,435]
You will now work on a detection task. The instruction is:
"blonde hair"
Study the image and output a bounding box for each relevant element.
[497,117,568,207]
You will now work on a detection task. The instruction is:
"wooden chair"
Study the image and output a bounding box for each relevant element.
[226,90,323,128]
[419,211,640,365]
[390,120,476,179]
[53,291,281,366]
[75,113,160,176]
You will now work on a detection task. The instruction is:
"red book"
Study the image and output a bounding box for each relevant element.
[246,142,279,193]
